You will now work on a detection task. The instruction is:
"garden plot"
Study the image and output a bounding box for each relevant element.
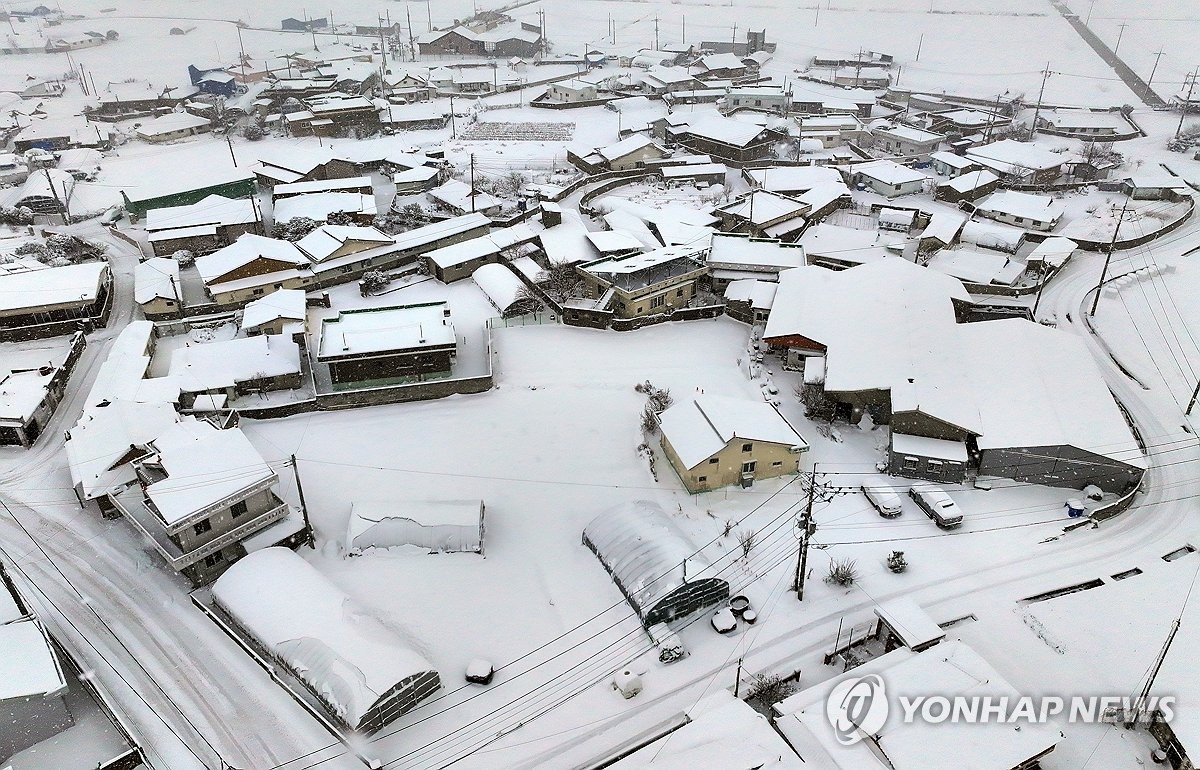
[460,121,576,142]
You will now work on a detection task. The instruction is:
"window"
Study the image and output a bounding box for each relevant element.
[231,500,248,518]
[650,295,666,309]
[772,461,783,467]
[894,184,902,191]
[637,306,644,313]
[675,289,684,297]
[902,457,919,471]
[193,519,212,536]
[742,442,753,452]
[204,552,223,568]
[252,288,265,296]
[741,461,757,474]
[697,476,707,483]
[709,457,719,464]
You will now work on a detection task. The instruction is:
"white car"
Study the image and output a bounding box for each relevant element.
[862,485,904,518]
[909,484,963,529]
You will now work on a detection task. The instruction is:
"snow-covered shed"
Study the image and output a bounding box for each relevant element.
[346,499,485,555]
[212,547,442,732]
[471,263,531,317]
[241,288,306,337]
[872,597,946,652]
[582,500,729,627]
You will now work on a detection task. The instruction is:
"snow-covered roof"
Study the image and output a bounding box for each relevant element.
[975,190,1063,224]
[585,229,646,255]
[774,641,1060,770]
[0,619,66,701]
[940,169,998,194]
[707,233,806,272]
[724,279,778,310]
[0,368,53,422]
[195,234,308,286]
[65,400,181,501]
[925,247,1013,285]
[425,224,536,270]
[966,139,1064,175]
[138,421,276,526]
[959,219,1024,252]
[693,53,745,72]
[716,191,808,227]
[891,431,968,461]
[659,395,807,470]
[1026,236,1076,267]
[167,334,302,394]
[683,116,769,147]
[392,212,490,252]
[583,244,705,279]
[212,547,439,729]
[747,165,843,193]
[242,289,306,330]
[850,159,927,186]
[764,259,980,434]
[875,124,943,144]
[960,319,1145,467]
[509,255,546,283]
[273,176,372,198]
[929,150,978,170]
[272,192,376,222]
[295,224,392,262]
[318,302,454,358]
[135,111,210,138]
[134,257,181,304]
[873,597,947,650]
[146,194,259,234]
[1042,109,1127,130]
[582,500,728,624]
[0,260,108,315]
[798,223,906,266]
[597,134,665,162]
[471,262,526,313]
[429,179,501,213]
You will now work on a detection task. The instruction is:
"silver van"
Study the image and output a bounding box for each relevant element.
[909,484,963,529]
[862,485,904,518]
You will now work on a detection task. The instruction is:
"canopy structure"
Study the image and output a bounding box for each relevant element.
[582,501,729,627]
[212,547,440,732]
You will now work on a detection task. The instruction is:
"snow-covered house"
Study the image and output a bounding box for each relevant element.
[135,111,212,143]
[272,175,373,200]
[577,245,708,318]
[212,547,442,732]
[744,165,844,196]
[674,116,776,163]
[929,150,981,178]
[145,194,262,257]
[110,420,296,585]
[973,190,1063,231]
[194,234,312,306]
[1025,236,1076,272]
[428,179,502,216]
[723,279,777,324]
[658,395,808,492]
[848,160,927,198]
[241,288,306,337]
[316,302,456,386]
[920,211,968,251]
[720,86,793,115]
[965,139,1064,184]
[713,191,809,241]
[798,223,907,270]
[424,224,539,283]
[706,232,807,290]
[272,191,377,226]
[168,334,302,406]
[935,169,1000,204]
[569,134,669,173]
[0,260,112,341]
[346,499,485,555]
[134,257,182,319]
[472,263,535,317]
[772,641,1060,769]
[546,78,599,103]
[582,501,730,626]
[872,124,944,160]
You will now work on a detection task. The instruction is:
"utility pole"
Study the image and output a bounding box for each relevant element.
[450,94,456,138]
[1086,0,1097,25]
[1126,618,1181,728]
[289,455,315,548]
[1176,67,1200,139]
[731,22,737,46]
[1185,379,1200,415]
[985,91,1003,142]
[406,4,416,63]
[795,464,819,601]
[427,0,433,32]
[469,153,476,213]
[733,657,744,697]
[226,135,238,167]
[1029,62,1051,141]
[236,24,248,82]
[43,169,69,221]
[654,16,659,51]
[681,15,685,45]
[1147,48,1165,89]
[1113,21,1127,56]
[1089,200,1130,316]
[915,33,923,62]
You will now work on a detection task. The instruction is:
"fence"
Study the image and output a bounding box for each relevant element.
[578,172,659,208]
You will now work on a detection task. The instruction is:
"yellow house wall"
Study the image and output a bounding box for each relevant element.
[660,433,802,492]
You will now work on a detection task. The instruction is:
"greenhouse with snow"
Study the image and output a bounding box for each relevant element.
[211,547,441,733]
[582,501,730,627]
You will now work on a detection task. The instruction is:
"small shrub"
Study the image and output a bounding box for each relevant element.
[825,557,858,587]
[745,672,797,705]
[738,529,756,559]
[886,551,907,573]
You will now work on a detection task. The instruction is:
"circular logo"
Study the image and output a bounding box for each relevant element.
[825,673,889,746]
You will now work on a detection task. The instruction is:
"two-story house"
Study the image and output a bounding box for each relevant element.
[577,245,708,318]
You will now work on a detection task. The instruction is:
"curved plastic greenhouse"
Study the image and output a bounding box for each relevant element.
[582,500,730,626]
[211,547,441,733]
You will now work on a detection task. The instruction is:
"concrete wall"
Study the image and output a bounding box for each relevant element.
[978,444,1143,494]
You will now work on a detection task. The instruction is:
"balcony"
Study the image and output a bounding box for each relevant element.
[113,488,290,571]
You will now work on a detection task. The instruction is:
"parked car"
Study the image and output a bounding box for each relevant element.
[909,483,963,529]
[862,485,904,518]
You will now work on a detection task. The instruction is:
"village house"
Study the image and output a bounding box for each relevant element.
[0,340,79,448]
[673,116,776,163]
[972,190,1064,231]
[92,79,197,117]
[848,159,928,198]
[135,111,211,143]
[927,107,1010,136]
[929,150,982,178]
[272,176,373,200]
[427,179,503,216]
[658,395,808,492]
[935,169,1001,204]
[13,116,112,152]
[706,232,806,290]
[965,139,1065,184]
[9,169,74,215]
[287,93,380,137]
[167,333,303,406]
[688,53,748,81]
[1038,108,1130,138]
[0,261,112,341]
[798,222,906,270]
[317,302,457,387]
[713,190,810,241]
[578,245,708,318]
[722,278,777,323]
[391,166,442,196]
[145,194,262,256]
[719,86,792,115]
[110,419,296,585]
[121,167,258,221]
[240,288,306,337]
[133,257,182,320]
[1120,173,1191,201]
[546,78,599,103]
[294,224,401,283]
[638,66,702,96]
[568,134,669,174]
[872,123,944,160]
[381,102,447,132]
[253,147,355,187]
[744,164,843,195]
[423,225,539,283]
[418,22,543,58]
[272,191,377,225]
[194,233,313,306]
[795,114,866,147]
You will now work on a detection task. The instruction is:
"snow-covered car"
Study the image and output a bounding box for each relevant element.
[909,484,963,529]
[862,485,904,518]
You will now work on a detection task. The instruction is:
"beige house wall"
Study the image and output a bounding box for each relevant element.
[660,433,803,492]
